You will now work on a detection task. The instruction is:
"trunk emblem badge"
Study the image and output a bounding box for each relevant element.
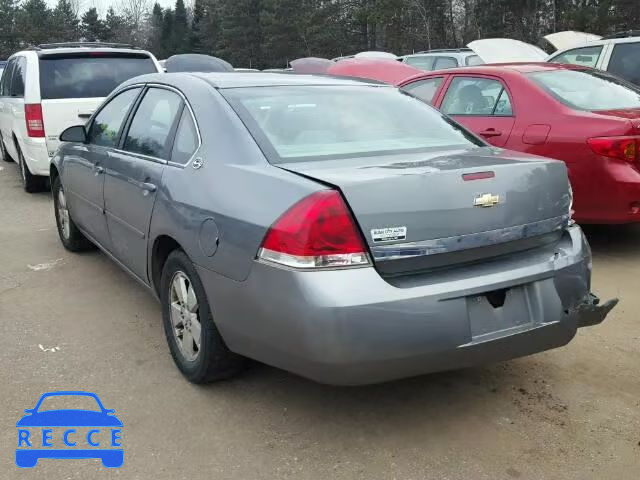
[474,193,500,208]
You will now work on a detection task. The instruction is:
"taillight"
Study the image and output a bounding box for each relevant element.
[258,190,370,269]
[587,136,639,164]
[25,104,45,138]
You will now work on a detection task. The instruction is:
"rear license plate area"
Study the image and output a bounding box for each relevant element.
[467,286,533,340]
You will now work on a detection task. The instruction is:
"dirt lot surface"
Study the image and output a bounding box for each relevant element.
[0,160,638,479]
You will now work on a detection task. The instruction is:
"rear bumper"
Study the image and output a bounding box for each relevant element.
[20,137,50,177]
[198,225,615,385]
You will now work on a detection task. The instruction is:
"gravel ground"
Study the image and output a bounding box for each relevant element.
[0,160,638,479]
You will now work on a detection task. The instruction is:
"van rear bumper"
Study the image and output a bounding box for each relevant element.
[21,137,49,176]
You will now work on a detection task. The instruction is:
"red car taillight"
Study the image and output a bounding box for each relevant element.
[25,104,45,138]
[258,190,370,269]
[587,136,639,164]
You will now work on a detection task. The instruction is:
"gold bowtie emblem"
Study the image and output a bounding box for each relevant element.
[474,193,500,208]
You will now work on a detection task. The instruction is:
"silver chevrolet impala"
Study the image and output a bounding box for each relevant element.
[50,73,616,385]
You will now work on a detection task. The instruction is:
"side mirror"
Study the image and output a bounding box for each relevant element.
[60,125,87,143]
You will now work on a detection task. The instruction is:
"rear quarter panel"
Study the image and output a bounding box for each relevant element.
[146,77,324,283]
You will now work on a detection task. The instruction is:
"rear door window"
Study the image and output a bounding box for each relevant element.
[550,45,603,68]
[607,42,640,85]
[9,57,26,97]
[401,78,444,104]
[441,77,513,116]
[433,57,458,69]
[39,54,157,99]
[123,88,183,160]
[88,88,141,147]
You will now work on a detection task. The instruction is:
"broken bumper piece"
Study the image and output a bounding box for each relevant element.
[573,293,618,328]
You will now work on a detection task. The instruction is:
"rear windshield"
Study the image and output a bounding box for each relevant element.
[528,69,640,111]
[222,85,483,163]
[39,54,156,99]
[465,55,484,66]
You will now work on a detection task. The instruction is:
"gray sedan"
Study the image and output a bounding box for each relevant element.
[50,73,616,385]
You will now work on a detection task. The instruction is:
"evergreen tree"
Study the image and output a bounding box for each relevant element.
[172,0,189,54]
[160,9,175,57]
[190,0,205,53]
[0,0,20,57]
[52,0,79,42]
[218,0,262,68]
[15,0,51,47]
[148,3,164,55]
[103,7,124,43]
[80,7,105,42]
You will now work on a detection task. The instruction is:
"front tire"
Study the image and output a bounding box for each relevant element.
[17,146,46,193]
[160,250,245,383]
[52,176,94,252]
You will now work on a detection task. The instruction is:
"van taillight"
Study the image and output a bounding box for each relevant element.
[25,104,45,138]
[587,136,639,164]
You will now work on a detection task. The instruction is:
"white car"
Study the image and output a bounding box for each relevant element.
[400,49,484,71]
[547,32,640,86]
[0,42,162,192]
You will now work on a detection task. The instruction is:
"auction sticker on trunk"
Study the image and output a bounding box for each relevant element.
[371,226,407,243]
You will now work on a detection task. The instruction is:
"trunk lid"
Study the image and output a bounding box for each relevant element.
[467,39,548,64]
[281,147,571,275]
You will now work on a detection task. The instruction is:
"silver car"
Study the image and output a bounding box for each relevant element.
[50,73,616,385]
[400,48,484,71]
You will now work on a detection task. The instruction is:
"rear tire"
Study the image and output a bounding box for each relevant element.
[17,146,46,193]
[160,250,245,383]
[0,137,13,162]
[52,176,94,252]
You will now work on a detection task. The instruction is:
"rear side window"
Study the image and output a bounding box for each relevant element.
[433,57,458,69]
[124,88,183,160]
[39,55,156,99]
[465,55,484,66]
[404,56,435,71]
[607,42,640,85]
[401,78,443,104]
[0,60,15,96]
[171,108,199,164]
[10,57,26,97]
[441,77,513,116]
[528,69,640,111]
[88,88,141,147]
[550,45,603,68]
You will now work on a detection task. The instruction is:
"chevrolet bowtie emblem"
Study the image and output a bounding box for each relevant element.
[474,193,500,208]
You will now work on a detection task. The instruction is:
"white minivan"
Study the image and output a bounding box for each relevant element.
[0,43,162,192]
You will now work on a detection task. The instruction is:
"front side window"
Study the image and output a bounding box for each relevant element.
[404,56,435,71]
[222,85,483,164]
[607,42,640,85]
[171,108,199,164]
[401,77,443,104]
[39,55,156,99]
[9,57,26,97]
[441,77,513,116]
[88,88,141,147]
[124,88,183,159]
[550,45,603,68]
[528,69,640,111]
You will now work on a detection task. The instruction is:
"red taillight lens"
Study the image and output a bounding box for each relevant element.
[258,190,370,269]
[587,136,639,163]
[25,104,45,138]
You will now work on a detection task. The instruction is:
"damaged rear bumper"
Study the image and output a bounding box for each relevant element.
[573,293,619,328]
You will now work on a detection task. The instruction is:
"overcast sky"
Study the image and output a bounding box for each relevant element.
[45,0,178,16]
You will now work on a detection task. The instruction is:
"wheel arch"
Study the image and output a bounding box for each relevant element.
[150,234,185,296]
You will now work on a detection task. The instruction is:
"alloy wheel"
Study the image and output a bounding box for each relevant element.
[57,187,71,240]
[169,271,201,362]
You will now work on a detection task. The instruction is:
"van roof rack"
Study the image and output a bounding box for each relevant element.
[29,42,138,50]
[414,48,473,54]
[601,30,640,40]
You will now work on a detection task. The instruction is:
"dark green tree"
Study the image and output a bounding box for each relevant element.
[52,0,79,42]
[218,0,262,68]
[171,0,189,54]
[15,0,51,47]
[147,3,164,55]
[103,7,125,43]
[190,0,205,53]
[0,0,20,57]
[80,7,105,42]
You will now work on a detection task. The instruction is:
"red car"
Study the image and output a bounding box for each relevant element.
[329,59,640,223]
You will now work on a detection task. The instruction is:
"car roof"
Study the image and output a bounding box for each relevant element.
[126,72,389,89]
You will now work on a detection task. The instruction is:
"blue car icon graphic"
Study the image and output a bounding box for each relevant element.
[16,391,123,468]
